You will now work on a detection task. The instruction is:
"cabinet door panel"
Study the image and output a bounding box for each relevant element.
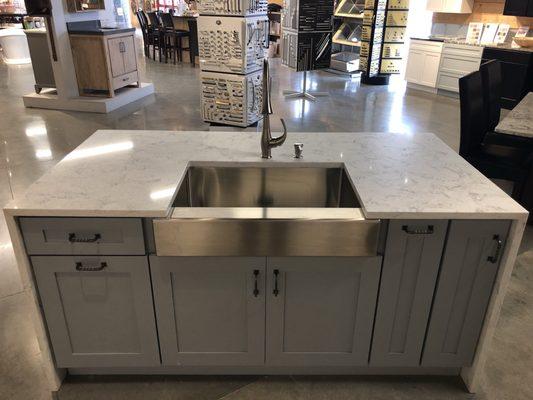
[150,256,265,366]
[121,35,138,74]
[33,256,159,368]
[405,50,424,84]
[422,220,511,367]
[107,37,126,77]
[371,220,448,367]
[420,52,442,87]
[266,256,381,366]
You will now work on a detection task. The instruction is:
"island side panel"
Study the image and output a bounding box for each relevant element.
[3,211,66,392]
[460,217,527,393]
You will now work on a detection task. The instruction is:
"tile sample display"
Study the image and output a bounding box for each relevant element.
[200,70,263,127]
[197,0,268,16]
[359,0,409,84]
[281,0,334,71]
[197,0,267,126]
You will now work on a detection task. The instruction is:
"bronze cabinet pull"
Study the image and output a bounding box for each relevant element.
[75,261,107,272]
[68,233,101,243]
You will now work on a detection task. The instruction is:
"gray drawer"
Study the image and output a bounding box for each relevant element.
[20,217,145,255]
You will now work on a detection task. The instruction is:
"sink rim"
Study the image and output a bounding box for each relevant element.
[170,206,370,221]
[172,162,362,210]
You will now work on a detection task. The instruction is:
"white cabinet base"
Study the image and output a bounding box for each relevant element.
[405,40,444,90]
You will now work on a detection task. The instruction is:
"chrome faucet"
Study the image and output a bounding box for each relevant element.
[261,59,287,159]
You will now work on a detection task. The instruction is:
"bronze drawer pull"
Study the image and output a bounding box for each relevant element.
[253,269,259,297]
[68,233,101,243]
[487,235,503,264]
[75,261,107,272]
[402,225,434,235]
[273,269,279,296]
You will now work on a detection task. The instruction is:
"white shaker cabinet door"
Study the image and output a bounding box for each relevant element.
[419,52,442,87]
[405,49,425,84]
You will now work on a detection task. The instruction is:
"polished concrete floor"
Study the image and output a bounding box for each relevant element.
[0,39,531,400]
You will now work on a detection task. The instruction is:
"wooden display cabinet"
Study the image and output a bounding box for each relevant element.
[69,31,140,97]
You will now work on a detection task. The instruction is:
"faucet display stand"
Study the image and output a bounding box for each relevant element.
[283,71,329,101]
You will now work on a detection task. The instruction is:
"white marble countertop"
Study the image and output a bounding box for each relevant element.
[495,92,533,139]
[3,130,528,220]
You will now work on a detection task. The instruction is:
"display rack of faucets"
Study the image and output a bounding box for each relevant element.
[197,0,270,127]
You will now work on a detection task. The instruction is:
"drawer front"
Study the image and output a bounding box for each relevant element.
[409,40,443,54]
[437,71,462,92]
[113,71,139,90]
[440,54,481,75]
[20,217,145,255]
[32,255,160,368]
[442,43,484,59]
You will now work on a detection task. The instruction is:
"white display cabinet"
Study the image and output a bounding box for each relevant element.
[198,15,269,74]
[200,70,263,127]
[197,0,268,16]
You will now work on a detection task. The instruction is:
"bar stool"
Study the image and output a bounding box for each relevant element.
[459,70,531,201]
[160,13,191,64]
[147,11,163,61]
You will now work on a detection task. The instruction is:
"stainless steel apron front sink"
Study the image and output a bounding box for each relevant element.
[153,165,381,256]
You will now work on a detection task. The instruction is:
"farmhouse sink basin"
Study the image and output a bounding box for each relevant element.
[172,166,360,208]
[154,165,380,257]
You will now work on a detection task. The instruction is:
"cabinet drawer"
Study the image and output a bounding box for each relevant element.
[113,71,138,90]
[442,43,484,59]
[437,71,462,92]
[409,40,443,54]
[440,55,481,75]
[20,217,145,255]
[32,255,159,367]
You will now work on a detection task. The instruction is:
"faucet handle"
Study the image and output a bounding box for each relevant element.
[294,143,303,159]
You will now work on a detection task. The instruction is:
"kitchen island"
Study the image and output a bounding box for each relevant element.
[3,130,527,394]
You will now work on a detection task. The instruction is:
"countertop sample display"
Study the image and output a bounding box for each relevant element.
[495,92,533,138]
[4,130,526,219]
[3,130,528,396]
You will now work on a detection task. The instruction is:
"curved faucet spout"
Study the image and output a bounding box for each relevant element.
[270,118,287,146]
[261,59,288,159]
